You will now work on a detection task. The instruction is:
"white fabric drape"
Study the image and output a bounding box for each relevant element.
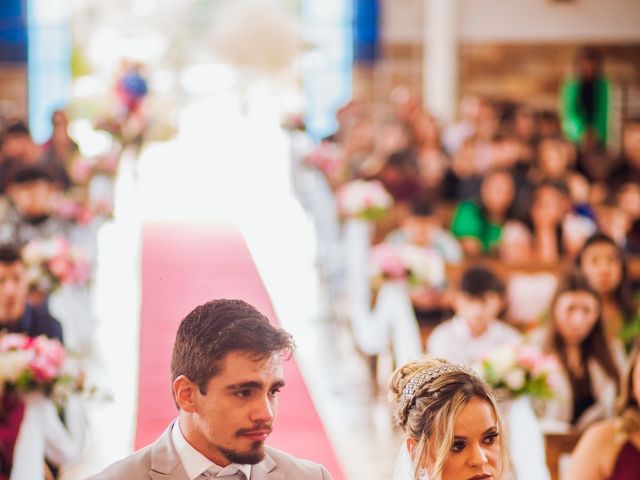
[344,218,423,365]
[10,394,86,480]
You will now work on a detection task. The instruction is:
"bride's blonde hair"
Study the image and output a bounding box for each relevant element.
[389,359,507,480]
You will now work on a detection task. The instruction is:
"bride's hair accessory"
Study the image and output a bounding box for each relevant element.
[399,363,478,414]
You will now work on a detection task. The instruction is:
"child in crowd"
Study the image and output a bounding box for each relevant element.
[427,266,521,364]
[539,272,623,432]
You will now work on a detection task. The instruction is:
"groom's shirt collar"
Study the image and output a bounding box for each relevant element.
[171,420,252,479]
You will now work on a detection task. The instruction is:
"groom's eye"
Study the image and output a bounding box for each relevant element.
[235,389,253,398]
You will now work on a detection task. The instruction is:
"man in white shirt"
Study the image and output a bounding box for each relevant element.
[87,299,333,480]
[428,266,521,366]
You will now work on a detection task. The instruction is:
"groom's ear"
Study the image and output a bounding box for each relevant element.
[173,375,198,412]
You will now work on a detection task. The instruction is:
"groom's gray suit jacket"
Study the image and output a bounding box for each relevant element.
[85,423,333,480]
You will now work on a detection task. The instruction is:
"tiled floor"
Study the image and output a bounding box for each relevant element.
[61,86,403,480]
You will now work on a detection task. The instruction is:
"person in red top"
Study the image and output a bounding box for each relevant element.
[567,341,640,479]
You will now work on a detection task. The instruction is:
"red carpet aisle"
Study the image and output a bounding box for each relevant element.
[135,222,344,478]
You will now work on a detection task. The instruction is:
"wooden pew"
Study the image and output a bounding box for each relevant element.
[545,432,580,480]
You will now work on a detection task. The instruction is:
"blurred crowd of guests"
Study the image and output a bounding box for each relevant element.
[292,47,640,478]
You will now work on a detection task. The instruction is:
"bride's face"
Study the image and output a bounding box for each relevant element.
[440,397,501,480]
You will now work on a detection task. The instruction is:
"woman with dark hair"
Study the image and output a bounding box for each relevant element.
[540,271,623,432]
[567,342,640,479]
[450,168,516,257]
[527,181,571,264]
[576,233,636,342]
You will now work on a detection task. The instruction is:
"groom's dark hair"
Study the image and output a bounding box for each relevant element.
[170,299,295,397]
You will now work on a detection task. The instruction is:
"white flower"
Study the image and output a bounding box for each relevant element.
[399,246,444,286]
[505,368,526,391]
[0,350,32,382]
[488,345,518,379]
[337,180,393,218]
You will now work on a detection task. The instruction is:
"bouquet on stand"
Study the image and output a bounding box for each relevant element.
[337,180,393,222]
[0,333,87,405]
[474,344,559,399]
[304,142,349,186]
[370,243,445,289]
[474,344,559,480]
[22,236,92,298]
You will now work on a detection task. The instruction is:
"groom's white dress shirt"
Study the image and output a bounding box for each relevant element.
[172,422,252,479]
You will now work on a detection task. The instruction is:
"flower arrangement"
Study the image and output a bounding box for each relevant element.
[68,150,120,186]
[56,197,113,225]
[0,334,84,404]
[474,344,560,399]
[337,180,393,222]
[22,237,91,294]
[370,243,445,288]
[304,142,348,181]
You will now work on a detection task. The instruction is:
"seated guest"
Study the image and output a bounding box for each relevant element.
[499,220,534,265]
[609,116,640,189]
[450,168,517,257]
[527,181,571,264]
[370,150,423,206]
[40,110,79,169]
[539,272,622,432]
[615,182,640,254]
[567,341,640,479]
[0,166,70,246]
[427,266,520,363]
[0,122,69,193]
[576,233,636,342]
[0,244,63,341]
[532,136,576,183]
[386,203,461,338]
[416,148,456,206]
[387,202,462,265]
[596,200,631,250]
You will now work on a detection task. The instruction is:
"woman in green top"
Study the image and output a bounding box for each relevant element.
[451,169,516,257]
[559,47,611,148]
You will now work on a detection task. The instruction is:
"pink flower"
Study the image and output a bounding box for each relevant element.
[371,244,406,279]
[49,255,71,280]
[70,258,91,283]
[29,355,60,382]
[516,345,545,372]
[30,336,66,381]
[70,157,93,183]
[0,334,31,352]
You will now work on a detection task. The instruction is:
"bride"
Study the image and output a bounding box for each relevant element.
[389,359,507,480]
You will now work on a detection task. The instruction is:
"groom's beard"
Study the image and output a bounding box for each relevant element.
[219,442,266,465]
[216,422,273,465]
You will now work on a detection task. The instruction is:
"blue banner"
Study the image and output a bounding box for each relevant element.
[0,0,28,63]
[353,0,378,63]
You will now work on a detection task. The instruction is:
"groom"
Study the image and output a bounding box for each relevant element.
[87,299,333,479]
